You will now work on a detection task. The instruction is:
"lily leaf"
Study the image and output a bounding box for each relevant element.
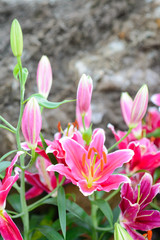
[24,93,75,109]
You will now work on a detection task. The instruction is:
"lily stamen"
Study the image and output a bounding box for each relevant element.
[102,151,107,164]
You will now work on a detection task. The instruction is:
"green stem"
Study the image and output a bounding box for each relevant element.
[0,124,16,133]
[0,116,16,132]
[91,193,98,240]
[28,177,65,212]
[96,226,113,232]
[16,57,29,240]
[29,149,36,167]
[105,188,120,202]
[12,177,66,219]
[82,113,86,131]
[108,128,132,153]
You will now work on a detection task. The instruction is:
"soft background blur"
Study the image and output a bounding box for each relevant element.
[0,0,160,155]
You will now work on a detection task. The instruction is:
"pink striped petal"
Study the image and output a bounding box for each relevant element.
[77,180,98,196]
[21,97,42,150]
[47,164,77,184]
[25,186,43,200]
[125,225,145,240]
[95,149,134,183]
[120,92,133,126]
[60,137,88,180]
[77,74,93,114]
[132,210,160,231]
[89,128,106,160]
[37,55,52,99]
[130,85,148,128]
[0,211,23,240]
[0,175,19,208]
[100,174,130,192]
[120,198,139,223]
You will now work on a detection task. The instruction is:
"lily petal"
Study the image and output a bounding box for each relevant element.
[95,149,134,183]
[131,210,160,231]
[47,164,77,184]
[60,137,88,180]
[100,174,130,192]
[77,180,98,196]
[0,211,23,240]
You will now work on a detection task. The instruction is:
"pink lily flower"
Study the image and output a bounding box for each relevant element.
[109,123,160,175]
[76,74,93,116]
[25,156,68,199]
[0,152,23,240]
[144,107,160,148]
[47,129,134,196]
[21,97,42,150]
[119,173,160,240]
[151,93,160,107]
[120,85,148,137]
[37,55,52,99]
[126,138,160,174]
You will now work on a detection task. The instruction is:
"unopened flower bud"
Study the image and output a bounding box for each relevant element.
[121,85,148,130]
[21,97,42,150]
[129,84,148,129]
[114,223,133,240]
[37,55,53,98]
[77,74,93,115]
[10,19,23,57]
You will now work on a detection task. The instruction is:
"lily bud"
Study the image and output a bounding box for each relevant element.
[129,84,148,129]
[10,19,23,57]
[120,92,133,126]
[114,223,133,240]
[77,74,93,115]
[21,97,42,150]
[37,55,53,98]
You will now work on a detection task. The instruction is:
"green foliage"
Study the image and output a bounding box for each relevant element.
[57,187,66,239]
[25,93,75,109]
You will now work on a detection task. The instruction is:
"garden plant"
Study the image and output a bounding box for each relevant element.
[0,19,160,240]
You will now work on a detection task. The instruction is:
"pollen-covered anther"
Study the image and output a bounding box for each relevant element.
[143,230,152,240]
[100,159,104,171]
[73,120,79,130]
[148,230,152,240]
[87,147,100,159]
[91,165,94,177]
[82,153,86,167]
[57,121,62,133]
[150,136,155,143]
[102,151,107,164]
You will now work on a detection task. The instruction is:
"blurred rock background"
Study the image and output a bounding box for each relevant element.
[0,0,160,154]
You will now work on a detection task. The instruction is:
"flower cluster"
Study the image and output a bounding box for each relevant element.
[1,18,160,240]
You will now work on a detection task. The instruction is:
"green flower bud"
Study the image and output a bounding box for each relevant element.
[10,19,23,57]
[82,125,92,145]
[114,223,133,240]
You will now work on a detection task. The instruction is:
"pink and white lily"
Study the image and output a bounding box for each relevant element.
[121,85,148,138]
[37,55,52,99]
[126,138,160,174]
[0,152,23,240]
[119,173,160,240]
[21,97,42,150]
[47,129,134,196]
[76,74,93,116]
